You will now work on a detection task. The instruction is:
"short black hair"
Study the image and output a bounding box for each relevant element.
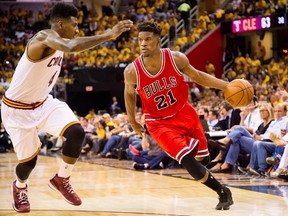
[50,3,78,21]
[98,119,107,128]
[210,109,219,117]
[137,22,162,36]
[222,102,233,111]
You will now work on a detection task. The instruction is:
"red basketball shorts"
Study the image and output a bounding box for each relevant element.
[146,103,209,163]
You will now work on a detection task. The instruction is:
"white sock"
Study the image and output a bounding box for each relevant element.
[16,179,27,188]
[58,161,74,178]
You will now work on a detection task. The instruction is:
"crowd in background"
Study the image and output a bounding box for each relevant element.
[39,92,288,180]
[0,0,288,179]
[0,0,288,96]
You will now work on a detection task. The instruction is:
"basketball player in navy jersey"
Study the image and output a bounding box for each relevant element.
[1,3,132,213]
[124,22,233,210]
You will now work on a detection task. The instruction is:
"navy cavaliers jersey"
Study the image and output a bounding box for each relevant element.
[133,48,189,120]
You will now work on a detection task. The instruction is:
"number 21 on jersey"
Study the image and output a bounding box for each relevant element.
[155,89,177,110]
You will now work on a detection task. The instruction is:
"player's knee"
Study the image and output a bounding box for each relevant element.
[16,155,38,181]
[62,124,85,158]
[196,155,211,167]
[63,123,85,143]
[181,153,206,181]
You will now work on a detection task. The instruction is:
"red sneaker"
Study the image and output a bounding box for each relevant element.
[11,180,30,213]
[48,174,82,206]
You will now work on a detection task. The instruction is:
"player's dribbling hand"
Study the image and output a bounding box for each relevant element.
[110,20,133,39]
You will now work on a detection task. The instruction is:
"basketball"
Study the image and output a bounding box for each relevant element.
[224,79,254,107]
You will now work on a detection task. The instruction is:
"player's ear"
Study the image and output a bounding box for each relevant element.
[157,36,161,45]
[56,20,64,29]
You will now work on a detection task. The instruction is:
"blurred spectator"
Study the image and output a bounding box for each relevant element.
[110,96,122,116]
[85,109,97,121]
[207,109,219,127]
[131,132,173,170]
[177,0,191,33]
[205,60,215,76]
[214,102,241,131]
[243,103,288,176]
[209,101,271,173]
[254,41,266,63]
[80,117,95,133]
[190,82,201,104]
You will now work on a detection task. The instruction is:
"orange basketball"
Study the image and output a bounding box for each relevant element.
[224,79,254,107]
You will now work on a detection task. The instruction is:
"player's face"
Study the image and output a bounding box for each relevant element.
[138,32,160,57]
[60,16,79,39]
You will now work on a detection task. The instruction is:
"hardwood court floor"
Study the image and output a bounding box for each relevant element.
[1,152,288,216]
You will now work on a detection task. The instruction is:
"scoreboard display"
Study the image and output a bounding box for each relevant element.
[221,14,287,34]
[232,14,286,33]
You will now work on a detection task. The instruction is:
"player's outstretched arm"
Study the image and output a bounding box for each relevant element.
[173,51,229,91]
[35,20,133,53]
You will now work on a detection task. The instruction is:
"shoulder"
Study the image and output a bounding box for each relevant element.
[124,63,135,73]
[124,63,137,84]
[124,63,136,77]
[28,29,60,51]
[171,50,189,70]
[171,50,187,60]
[33,29,59,42]
[26,29,61,60]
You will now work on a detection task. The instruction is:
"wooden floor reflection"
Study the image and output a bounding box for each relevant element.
[1,152,288,216]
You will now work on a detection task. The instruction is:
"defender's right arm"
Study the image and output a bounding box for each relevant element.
[124,63,145,136]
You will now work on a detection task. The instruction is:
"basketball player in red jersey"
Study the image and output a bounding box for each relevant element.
[1,3,132,213]
[124,22,233,210]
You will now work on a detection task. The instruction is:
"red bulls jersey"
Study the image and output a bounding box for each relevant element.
[133,48,188,120]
